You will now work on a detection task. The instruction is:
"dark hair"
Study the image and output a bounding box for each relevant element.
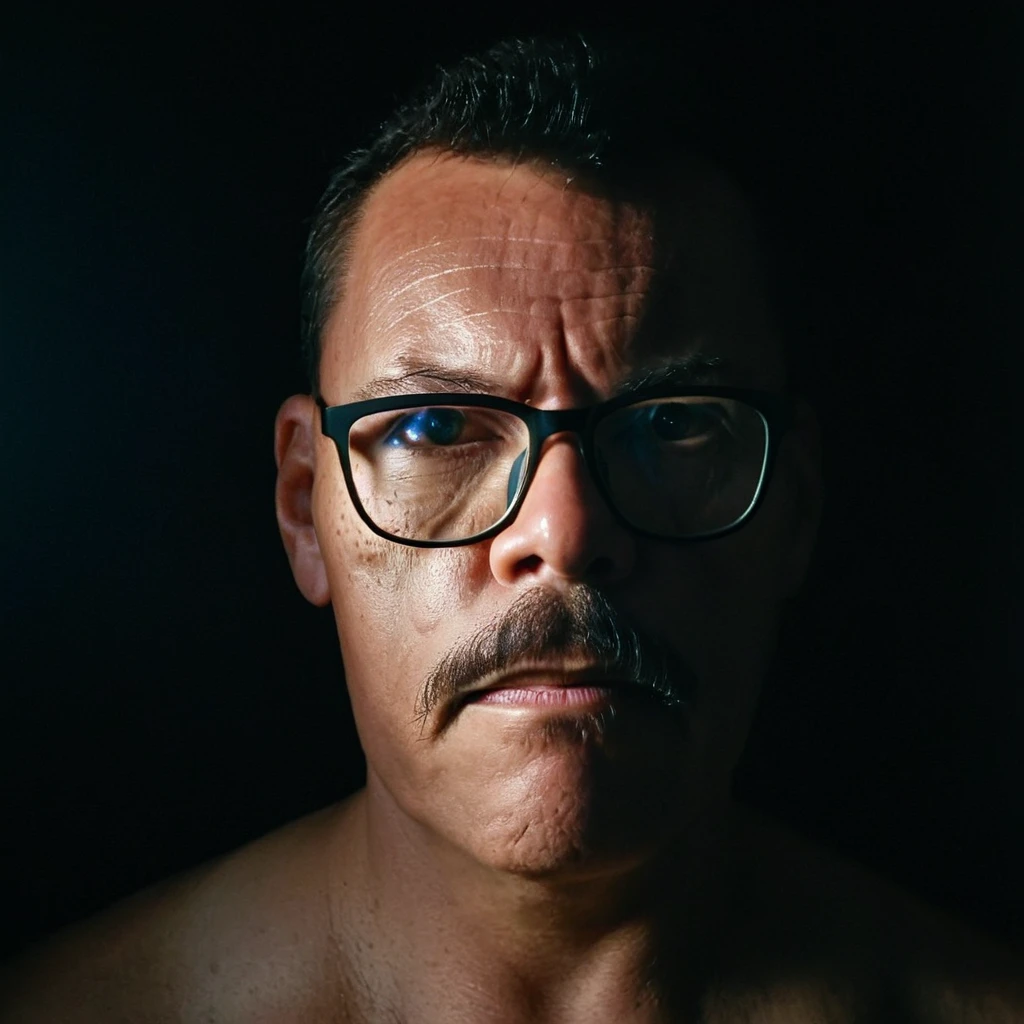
[299,35,697,398]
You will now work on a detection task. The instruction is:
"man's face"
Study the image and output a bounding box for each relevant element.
[278,151,819,877]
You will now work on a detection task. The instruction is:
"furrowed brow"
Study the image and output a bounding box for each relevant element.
[613,354,732,396]
[350,354,732,403]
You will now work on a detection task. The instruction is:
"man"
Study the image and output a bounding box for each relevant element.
[2,35,1021,1024]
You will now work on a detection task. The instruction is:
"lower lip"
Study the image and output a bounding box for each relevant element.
[470,685,618,708]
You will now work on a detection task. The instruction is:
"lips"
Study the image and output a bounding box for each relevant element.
[466,682,620,708]
[457,667,644,711]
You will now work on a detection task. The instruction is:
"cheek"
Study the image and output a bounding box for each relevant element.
[633,504,792,709]
[697,511,795,730]
[329,534,488,647]
[313,470,493,699]
[631,538,785,788]
[696,530,787,660]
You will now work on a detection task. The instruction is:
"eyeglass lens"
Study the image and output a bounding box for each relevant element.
[346,397,769,542]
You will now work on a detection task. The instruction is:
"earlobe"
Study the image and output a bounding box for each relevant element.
[275,395,331,607]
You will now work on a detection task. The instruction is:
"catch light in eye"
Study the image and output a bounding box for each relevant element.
[650,404,698,441]
[386,408,466,447]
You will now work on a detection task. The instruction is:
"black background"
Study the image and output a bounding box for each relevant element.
[2,4,1021,958]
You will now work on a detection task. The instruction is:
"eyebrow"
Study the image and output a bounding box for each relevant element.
[349,352,731,404]
[351,366,504,402]
[611,354,732,396]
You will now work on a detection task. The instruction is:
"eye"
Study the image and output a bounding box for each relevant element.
[385,408,467,448]
[647,403,720,442]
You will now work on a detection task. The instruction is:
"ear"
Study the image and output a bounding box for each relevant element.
[778,398,824,599]
[275,395,331,607]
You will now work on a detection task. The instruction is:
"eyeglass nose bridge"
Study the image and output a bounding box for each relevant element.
[529,405,594,438]
[507,405,603,508]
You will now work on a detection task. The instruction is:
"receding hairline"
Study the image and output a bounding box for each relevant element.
[318,148,625,321]
[318,144,761,336]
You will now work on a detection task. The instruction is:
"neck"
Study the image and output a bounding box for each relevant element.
[326,780,742,1024]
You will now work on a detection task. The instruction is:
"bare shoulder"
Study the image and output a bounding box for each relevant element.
[0,801,351,1024]
[723,805,1024,1023]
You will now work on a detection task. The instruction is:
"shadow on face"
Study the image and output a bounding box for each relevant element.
[274,150,822,878]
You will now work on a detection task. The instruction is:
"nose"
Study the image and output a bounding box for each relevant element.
[488,434,637,588]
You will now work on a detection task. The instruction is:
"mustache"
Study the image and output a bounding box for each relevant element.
[416,587,697,726]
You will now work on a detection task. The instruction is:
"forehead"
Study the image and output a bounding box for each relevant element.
[357,152,654,275]
[320,150,781,401]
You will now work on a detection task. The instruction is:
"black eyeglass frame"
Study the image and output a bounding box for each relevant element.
[317,385,794,549]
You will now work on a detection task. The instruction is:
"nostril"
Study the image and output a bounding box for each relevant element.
[516,554,543,574]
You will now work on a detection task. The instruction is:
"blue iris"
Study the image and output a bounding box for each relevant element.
[385,408,466,448]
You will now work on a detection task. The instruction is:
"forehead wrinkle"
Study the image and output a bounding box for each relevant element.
[371,259,655,343]
[377,263,522,311]
[379,258,656,307]
[335,153,667,397]
[467,235,637,247]
[434,309,643,323]
[382,286,471,333]
[365,212,653,284]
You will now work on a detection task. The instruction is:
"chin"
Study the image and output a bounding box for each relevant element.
[452,722,694,880]
[475,804,678,883]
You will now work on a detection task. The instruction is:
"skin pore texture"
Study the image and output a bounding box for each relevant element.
[2,150,1022,1023]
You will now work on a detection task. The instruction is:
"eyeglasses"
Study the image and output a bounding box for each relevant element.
[317,386,793,548]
